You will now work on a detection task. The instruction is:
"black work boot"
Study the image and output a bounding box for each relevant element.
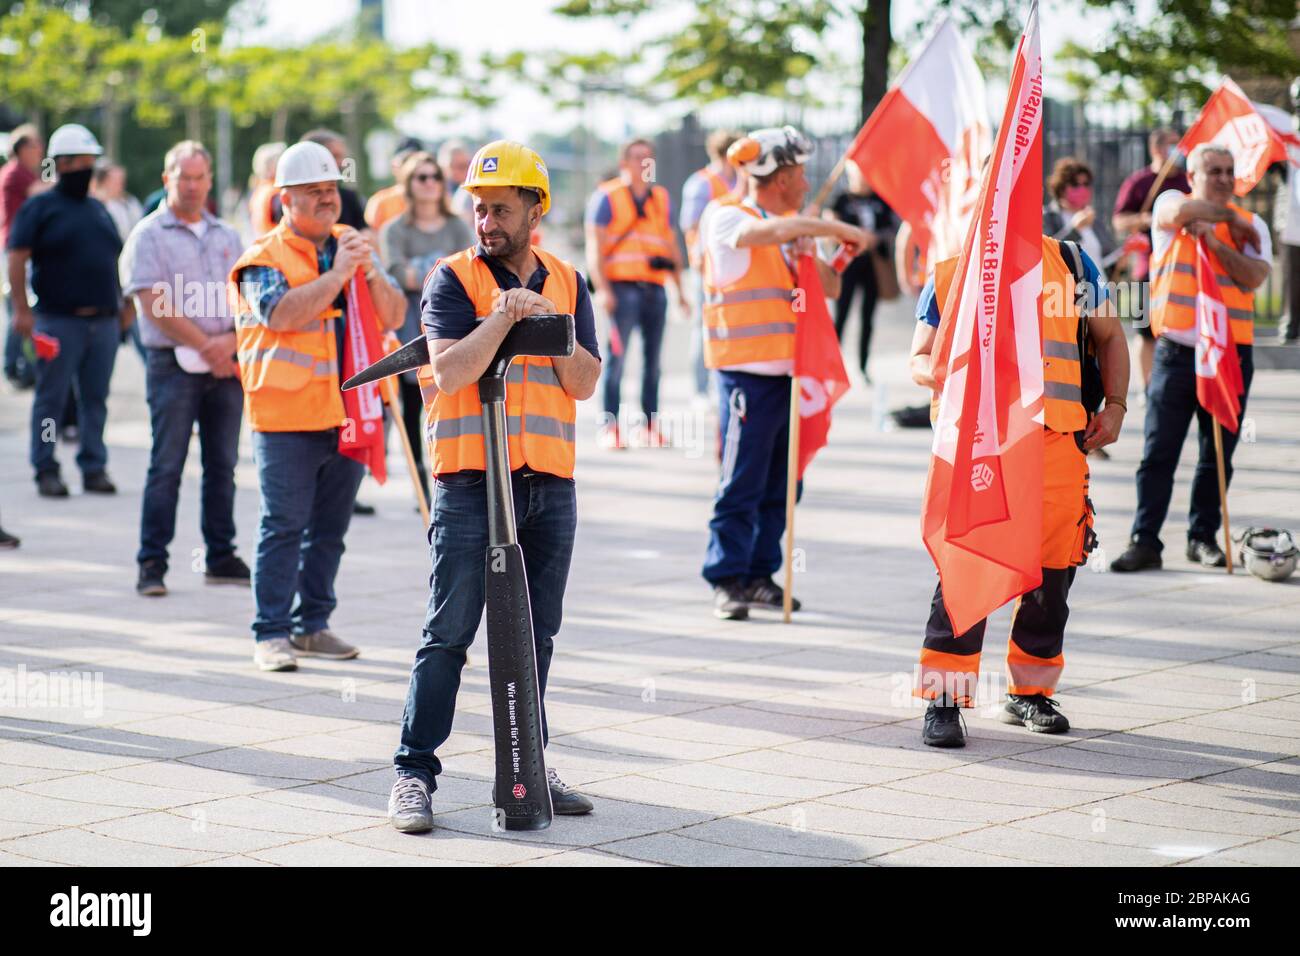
[712,578,749,620]
[1186,539,1226,568]
[922,696,966,748]
[36,472,69,498]
[136,560,167,597]
[1110,539,1162,572]
[1001,694,1070,733]
[82,471,117,495]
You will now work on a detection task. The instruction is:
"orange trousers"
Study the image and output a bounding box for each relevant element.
[917,429,1096,706]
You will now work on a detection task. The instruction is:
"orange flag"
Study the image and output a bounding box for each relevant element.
[793,255,850,478]
[1179,78,1293,196]
[921,1,1045,637]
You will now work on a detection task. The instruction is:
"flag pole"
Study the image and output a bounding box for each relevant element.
[808,153,849,213]
[383,377,430,526]
[1212,418,1234,574]
[782,376,801,623]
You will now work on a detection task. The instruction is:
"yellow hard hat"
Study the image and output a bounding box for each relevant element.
[463,140,551,215]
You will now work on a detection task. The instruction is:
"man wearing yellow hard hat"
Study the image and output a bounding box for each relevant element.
[389,140,602,834]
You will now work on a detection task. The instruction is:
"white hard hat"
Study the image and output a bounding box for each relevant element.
[47,123,103,158]
[274,141,342,188]
[726,125,814,178]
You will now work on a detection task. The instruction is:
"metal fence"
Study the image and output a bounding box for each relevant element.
[556,99,1289,328]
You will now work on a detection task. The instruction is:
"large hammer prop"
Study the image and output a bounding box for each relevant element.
[343,313,575,831]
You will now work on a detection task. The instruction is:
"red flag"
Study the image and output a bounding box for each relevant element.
[793,255,850,478]
[1194,237,1244,433]
[845,17,989,270]
[921,2,1045,637]
[1180,78,1292,196]
[339,274,388,483]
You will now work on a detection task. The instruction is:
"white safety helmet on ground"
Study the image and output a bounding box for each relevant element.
[725,125,814,178]
[1237,527,1298,583]
[47,124,103,158]
[274,141,342,188]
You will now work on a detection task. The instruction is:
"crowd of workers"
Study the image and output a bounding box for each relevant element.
[0,112,1278,829]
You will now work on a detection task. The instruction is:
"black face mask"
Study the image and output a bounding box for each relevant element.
[56,168,93,198]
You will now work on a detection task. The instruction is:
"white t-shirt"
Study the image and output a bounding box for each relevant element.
[698,198,795,376]
[1151,189,1271,346]
[184,218,208,240]
[1283,163,1300,247]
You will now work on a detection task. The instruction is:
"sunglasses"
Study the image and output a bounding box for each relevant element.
[413,172,443,183]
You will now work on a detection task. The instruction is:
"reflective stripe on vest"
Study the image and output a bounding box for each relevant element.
[597,179,674,284]
[701,202,798,370]
[1150,200,1255,344]
[230,222,357,433]
[929,236,1086,433]
[425,247,580,478]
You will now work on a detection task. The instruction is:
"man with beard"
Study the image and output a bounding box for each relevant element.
[389,140,601,834]
[7,124,131,498]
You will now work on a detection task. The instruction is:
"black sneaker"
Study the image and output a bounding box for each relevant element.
[82,471,117,495]
[205,554,251,586]
[1186,539,1226,568]
[352,500,376,516]
[547,768,594,815]
[712,578,749,620]
[0,527,19,550]
[1001,694,1070,734]
[746,576,802,612]
[136,560,167,597]
[922,696,966,748]
[36,472,69,498]
[1110,540,1162,572]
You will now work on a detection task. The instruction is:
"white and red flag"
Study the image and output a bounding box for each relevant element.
[339,274,388,482]
[793,255,850,478]
[1180,78,1297,196]
[921,2,1045,637]
[1193,237,1244,432]
[845,17,990,269]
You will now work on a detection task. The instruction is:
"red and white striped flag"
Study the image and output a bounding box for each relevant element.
[845,17,990,269]
[1194,237,1244,433]
[1180,78,1296,196]
[921,2,1045,637]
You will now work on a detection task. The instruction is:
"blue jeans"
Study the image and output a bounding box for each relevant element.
[29,313,119,478]
[250,429,365,642]
[137,348,244,567]
[394,469,577,788]
[1131,337,1255,550]
[703,371,802,584]
[602,281,667,420]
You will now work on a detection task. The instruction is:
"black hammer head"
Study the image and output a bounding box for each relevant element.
[341,313,575,392]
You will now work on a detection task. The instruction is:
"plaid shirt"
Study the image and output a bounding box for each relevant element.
[239,237,394,326]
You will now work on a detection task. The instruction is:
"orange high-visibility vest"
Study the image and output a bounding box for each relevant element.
[931,236,1086,434]
[422,247,579,478]
[701,200,797,370]
[685,166,735,270]
[596,178,674,285]
[365,184,407,232]
[231,222,380,433]
[1150,200,1255,344]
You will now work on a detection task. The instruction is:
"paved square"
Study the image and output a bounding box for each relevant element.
[2,306,1298,866]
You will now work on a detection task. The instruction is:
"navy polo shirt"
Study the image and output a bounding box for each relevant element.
[421,245,600,360]
[7,188,123,316]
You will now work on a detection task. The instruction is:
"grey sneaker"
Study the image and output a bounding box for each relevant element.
[253,637,298,672]
[547,767,594,815]
[290,629,359,660]
[389,775,434,833]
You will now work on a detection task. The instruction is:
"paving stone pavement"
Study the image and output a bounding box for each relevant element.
[1,300,1298,867]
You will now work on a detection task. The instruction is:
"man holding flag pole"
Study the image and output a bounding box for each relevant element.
[912,2,1131,747]
[697,127,867,621]
[1110,142,1270,573]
